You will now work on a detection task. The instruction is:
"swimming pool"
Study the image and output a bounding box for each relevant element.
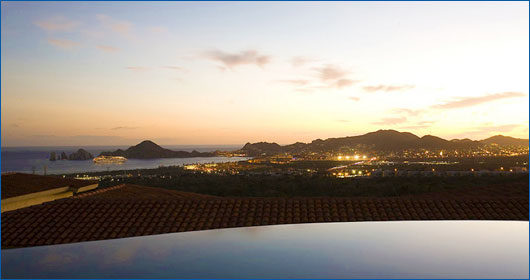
[2,221,528,278]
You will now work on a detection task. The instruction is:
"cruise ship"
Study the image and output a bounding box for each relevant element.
[93,155,128,164]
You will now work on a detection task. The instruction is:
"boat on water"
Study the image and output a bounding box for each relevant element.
[93,155,128,164]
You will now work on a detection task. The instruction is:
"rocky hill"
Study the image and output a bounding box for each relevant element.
[100,140,214,159]
[69,149,93,160]
[49,149,93,161]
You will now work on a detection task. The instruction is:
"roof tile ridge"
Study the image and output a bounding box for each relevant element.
[72,184,126,199]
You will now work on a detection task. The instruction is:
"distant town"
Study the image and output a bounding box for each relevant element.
[60,130,527,183]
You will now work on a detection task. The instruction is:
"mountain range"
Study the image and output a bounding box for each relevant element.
[240,130,529,156]
[96,130,527,159]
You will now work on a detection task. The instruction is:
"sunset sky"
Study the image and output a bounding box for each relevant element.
[2,1,528,146]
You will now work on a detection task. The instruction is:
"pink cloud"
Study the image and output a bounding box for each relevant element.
[291,56,318,67]
[278,79,310,86]
[204,49,271,69]
[161,66,184,71]
[47,38,80,49]
[96,45,120,52]
[96,14,133,37]
[312,64,357,89]
[363,84,415,93]
[35,17,80,32]
[432,92,525,109]
[315,64,349,81]
[125,66,149,72]
[391,108,423,116]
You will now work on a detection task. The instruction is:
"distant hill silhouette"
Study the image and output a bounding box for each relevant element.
[100,140,214,159]
[241,142,283,156]
[240,129,529,156]
[69,149,93,160]
[481,135,529,146]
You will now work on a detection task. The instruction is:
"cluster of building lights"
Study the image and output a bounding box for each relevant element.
[336,155,370,161]
[332,169,367,178]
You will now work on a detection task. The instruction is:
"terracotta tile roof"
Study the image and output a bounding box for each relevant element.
[414,183,530,199]
[1,173,97,199]
[2,183,527,248]
[74,184,216,199]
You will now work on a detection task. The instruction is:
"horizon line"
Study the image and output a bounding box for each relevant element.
[1,129,528,148]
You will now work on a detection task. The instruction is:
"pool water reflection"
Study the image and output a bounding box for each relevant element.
[2,221,528,278]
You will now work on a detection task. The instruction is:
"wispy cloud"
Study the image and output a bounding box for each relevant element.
[371,117,407,125]
[111,126,139,130]
[35,16,80,32]
[161,66,184,71]
[125,66,149,72]
[335,79,356,88]
[96,14,133,37]
[363,84,415,93]
[432,92,525,109]
[391,108,423,117]
[280,63,357,91]
[278,79,310,86]
[47,38,80,49]
[347,96,360,101]
[96,45,120,52]
[291,56,318,67]
[313,64,357,89]
[315,64,348,81]
[204,50,271,69]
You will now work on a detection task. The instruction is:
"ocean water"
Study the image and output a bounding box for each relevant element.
[1,145,247,175]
